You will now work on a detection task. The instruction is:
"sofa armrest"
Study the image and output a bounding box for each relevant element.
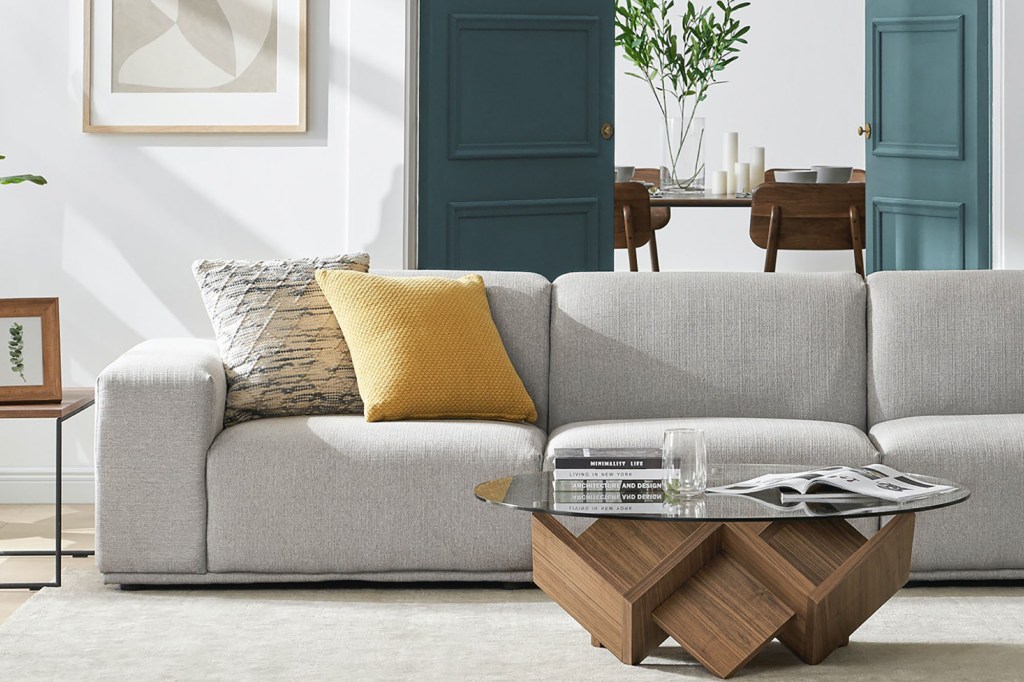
[95,338,226,575]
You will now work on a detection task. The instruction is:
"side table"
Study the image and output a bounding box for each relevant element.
[0,387,96,590]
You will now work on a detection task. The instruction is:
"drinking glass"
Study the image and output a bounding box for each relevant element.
[662,428,707,499]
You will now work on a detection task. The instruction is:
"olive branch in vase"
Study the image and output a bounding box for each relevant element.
[9,322,26,383]
[615,0,750,190]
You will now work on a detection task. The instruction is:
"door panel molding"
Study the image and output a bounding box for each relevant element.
[447,14,601,159]
[446,198,600,269]
[871,197,966,271]
[871,15,965,160]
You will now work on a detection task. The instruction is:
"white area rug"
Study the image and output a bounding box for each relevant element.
[1,571,1023,681]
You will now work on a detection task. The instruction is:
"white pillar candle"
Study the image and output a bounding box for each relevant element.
[723,132,739,195]
[710,170,728,195]
[749,146,765,189]
[734,162,751,195]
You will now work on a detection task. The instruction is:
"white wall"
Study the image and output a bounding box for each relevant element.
[0,0,407,502]
[0,1,1014,502]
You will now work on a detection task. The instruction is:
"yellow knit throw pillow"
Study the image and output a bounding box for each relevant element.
[314,271,537,423]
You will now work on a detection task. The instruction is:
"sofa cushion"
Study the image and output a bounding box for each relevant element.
[377,270,551,430]
[546,418,879,467]
[206,415,544,574]
[315,271,536,423]
[868,271,1024,425]
[549,272,868,430]
[192,253,369,427]
[869,414,1024,574]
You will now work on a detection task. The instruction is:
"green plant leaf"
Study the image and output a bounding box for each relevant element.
[0,174,47,186]
[8,322,26,383]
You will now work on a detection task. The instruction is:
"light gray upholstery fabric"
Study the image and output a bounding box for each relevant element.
[95,339,226,574]
[547,418,880,467]
[870,415,1024,573]
[205,415,545,574]
[868,271,1024,426]
[102,570,534,585]
[378,270,551,430]
[549,272,868,430]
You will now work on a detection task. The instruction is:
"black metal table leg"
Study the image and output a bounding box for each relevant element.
[0,404,95,591]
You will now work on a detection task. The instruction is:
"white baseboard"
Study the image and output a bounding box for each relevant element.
[0,467,95,504]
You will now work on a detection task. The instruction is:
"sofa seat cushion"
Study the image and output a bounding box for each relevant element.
[206,415,545,574]
[546,418,879,467]
[869,415,1024,574]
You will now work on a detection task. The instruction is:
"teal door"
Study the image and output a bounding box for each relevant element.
[418,0,615,280]
[865,0,990,271]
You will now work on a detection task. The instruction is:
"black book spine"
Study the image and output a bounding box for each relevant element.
[553,457,662,470]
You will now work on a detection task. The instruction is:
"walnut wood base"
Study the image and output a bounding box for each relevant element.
[531,513,915,679]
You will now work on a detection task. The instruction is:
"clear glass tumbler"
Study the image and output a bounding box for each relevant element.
[662,428,707,499]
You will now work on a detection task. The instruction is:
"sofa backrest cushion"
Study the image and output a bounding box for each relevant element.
[868,271,1024,426]
[378,270,551,429]
[549,272,868,430]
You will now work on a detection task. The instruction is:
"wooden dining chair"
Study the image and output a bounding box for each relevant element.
[614,182,659,272]
[631,168,672,233]
[749,182,867,276]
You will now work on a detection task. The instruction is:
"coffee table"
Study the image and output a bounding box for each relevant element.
[475,464,968,679]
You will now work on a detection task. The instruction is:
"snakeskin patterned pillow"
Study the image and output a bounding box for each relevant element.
[193,253,369,427]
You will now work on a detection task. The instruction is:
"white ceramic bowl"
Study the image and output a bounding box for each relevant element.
[774,169,818,184]
[812,166,854,183]
[614,166,636,183]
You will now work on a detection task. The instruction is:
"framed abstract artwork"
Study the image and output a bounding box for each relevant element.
[0,299,62,404]
[83,0,307,133]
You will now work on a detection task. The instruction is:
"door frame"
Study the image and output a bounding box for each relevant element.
[403,0,1005,270]
[990,0,1005,267]
[403,0,421,269]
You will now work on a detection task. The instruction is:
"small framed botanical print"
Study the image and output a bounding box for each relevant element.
[83,0,307,133]
[0,299,62,404]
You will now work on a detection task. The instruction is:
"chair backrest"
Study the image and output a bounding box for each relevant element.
[764,168,865,183]
[632,167,661,188]
[614,182,653,249]
[749,183,866,252]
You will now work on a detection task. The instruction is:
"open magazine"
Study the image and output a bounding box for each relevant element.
[708,464,955,503]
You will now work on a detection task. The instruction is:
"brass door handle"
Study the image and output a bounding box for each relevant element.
[858,123,872,139]
[601,122,614,140]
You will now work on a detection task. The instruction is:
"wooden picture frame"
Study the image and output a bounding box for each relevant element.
[0,299,62,404]
[83,0,307,133]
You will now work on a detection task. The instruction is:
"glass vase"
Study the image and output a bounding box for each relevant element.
[660,116,706,193]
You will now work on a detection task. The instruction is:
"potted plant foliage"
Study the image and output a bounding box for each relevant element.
[0,153,46,186]
[616,0,750,192]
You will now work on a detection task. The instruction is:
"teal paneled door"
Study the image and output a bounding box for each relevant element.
[865,0,990,271]
[418,0,615,280]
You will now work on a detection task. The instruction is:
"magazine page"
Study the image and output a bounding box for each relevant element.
[709,464,954,502]
[803,464,955,501]
[707,466,846,495]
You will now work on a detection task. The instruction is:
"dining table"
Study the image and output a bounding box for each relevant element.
[649,192,752,208]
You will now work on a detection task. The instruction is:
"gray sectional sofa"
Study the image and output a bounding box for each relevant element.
[94,270,1024,586]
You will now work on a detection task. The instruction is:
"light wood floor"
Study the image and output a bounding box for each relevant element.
[0,504,96,624]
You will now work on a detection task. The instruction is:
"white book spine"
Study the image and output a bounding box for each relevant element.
[552,469,668,480]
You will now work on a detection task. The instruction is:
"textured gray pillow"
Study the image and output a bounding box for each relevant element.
[193,253,369,426]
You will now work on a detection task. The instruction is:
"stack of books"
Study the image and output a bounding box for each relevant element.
[552,448,666,513]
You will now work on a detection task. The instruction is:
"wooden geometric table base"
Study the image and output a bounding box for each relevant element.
[532,512,915,678]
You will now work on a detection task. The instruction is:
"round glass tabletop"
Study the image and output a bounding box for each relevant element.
[474,464,969,522]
